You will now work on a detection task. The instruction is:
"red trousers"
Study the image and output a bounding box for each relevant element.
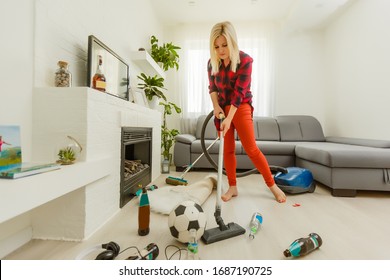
[222,103,275,187]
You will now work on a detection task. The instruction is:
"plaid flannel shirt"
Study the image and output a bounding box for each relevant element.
[208,51,253,130]
[208,51,253,109]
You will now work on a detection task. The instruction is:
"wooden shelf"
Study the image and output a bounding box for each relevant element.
[131,50,166,79]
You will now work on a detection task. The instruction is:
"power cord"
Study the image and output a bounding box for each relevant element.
[116,243,188,260]
[164,244,187,260]
[118,245,143,259]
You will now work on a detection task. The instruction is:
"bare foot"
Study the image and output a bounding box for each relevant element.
[269,184,286,203]
[221,186,238,202]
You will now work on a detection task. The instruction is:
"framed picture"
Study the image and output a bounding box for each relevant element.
[87,35,129,101]
[132,89,149,108]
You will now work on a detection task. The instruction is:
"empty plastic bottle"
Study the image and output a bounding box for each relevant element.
[283,233,322,257]
[187,228,199,260]
[249,212,263,239]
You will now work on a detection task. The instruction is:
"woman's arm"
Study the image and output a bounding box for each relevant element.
[210,91,224,119]
[221,105,237,136]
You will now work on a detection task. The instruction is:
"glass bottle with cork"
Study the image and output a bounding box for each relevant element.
[55,60,72,87]
[92,54,106,92]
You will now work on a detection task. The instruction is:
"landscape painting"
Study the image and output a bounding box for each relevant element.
[0,125,21,171]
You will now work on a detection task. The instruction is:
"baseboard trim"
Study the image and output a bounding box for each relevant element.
[0,226,33,258]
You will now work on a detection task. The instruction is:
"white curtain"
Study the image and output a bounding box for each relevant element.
[172,22,277,134]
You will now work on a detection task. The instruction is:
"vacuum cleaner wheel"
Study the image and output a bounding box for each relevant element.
[278,181,316,194]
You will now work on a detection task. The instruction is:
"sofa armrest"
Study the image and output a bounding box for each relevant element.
[326,136,390,148]
[175,134,196,144]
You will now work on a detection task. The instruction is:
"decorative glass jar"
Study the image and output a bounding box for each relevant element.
[55,60,72,87]
[56,136,82,165]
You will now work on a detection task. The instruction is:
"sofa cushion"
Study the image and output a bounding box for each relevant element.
[253,117,280,141]
[295,142,390,168]
[191,139,242,154]
[326,136,390,148]
[175,134,196,144]
[276,115,325,142]
[241,141,296,156]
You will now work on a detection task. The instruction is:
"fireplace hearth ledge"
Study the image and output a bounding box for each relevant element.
[0,87,162,258]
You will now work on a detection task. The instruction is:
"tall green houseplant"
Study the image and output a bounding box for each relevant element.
[137,73,167,101]
[160,101,181,161]
[145,35,182,171]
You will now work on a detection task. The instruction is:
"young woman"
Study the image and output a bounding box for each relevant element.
[207,21,286,203]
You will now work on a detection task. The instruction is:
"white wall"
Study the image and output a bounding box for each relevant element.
[34,0,163,90]
[1,0,164,159]
[274,30,327,128]
[0,0,164,257]
[0,0,35,256]
[276,0,390,140]
[1,0,34,161]
[324,0,390,140]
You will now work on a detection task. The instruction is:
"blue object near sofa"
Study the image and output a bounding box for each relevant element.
[173,115,390,197]
[274,167,316,194]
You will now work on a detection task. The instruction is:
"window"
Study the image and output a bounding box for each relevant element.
[176,24,276,133]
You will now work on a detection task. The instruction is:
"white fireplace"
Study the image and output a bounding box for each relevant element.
[0,87,161,254]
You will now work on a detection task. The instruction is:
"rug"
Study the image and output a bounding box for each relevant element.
[147,174,217,215]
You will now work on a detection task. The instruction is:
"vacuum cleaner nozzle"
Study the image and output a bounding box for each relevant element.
[165,176,188,186]
[201,222,245,244]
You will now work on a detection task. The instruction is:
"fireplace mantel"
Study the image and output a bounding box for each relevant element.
[0,87,162,257]
[0,158,110,224]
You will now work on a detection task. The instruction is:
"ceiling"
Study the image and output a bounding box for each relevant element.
[149,0,355,31]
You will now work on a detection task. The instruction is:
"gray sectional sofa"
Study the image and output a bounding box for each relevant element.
[173,115,390,197]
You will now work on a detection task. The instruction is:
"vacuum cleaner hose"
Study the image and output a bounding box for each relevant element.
[200,111,288,177]
[200,111,260,177]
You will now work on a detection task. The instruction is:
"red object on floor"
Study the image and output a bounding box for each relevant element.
[292,203,301,207]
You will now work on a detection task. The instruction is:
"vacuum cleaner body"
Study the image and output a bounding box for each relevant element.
[274,167,316,194]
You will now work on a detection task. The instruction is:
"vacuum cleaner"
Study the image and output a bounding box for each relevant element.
[201,113,246,244]
[198,111,316,244]
[199,111,316,195]
[273,167,316,194]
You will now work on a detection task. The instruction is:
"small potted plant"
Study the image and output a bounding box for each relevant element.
[150,35,181,71]
[57,147,76,165]
[56,136,82,165]
[137,73,167,109]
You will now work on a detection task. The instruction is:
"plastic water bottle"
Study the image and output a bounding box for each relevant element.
[187,228,199,260]
[138,186,150,236]
[249,212,263,239]
[283,233,322,257]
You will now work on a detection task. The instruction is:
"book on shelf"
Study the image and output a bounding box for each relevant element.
[0,125,60,179]
[0,162,60,179]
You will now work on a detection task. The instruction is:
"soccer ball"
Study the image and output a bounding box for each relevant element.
[168,200,207,243]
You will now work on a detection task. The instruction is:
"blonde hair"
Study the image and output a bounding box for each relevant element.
[209,21,240,74]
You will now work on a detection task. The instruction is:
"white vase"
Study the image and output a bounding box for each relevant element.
[148,96,159,109]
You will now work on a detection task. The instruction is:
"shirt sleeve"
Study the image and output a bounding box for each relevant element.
[231,54,253,107]
[207,60,218,94]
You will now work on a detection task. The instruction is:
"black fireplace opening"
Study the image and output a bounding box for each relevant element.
[120,127,152,207]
